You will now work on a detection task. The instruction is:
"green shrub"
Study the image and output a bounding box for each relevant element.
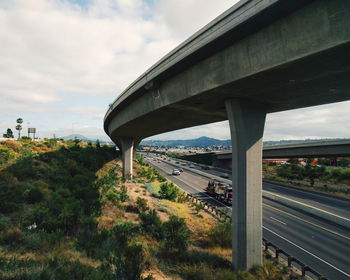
[0,183,23,213]
[111,243,150,280]
[136,155,145,166]
[23,186,44,204]
[140,209,163,239]
[162,215,191,252]
[250,260,288,280]
[0,147,13,165]
[159,182,179,201]
[119,185,129,202]
[0,214,11,232]
[0,257,115,280]
[111,222,139,247]
[0,227,23,247]
[105,188,120,205]
[208,221,232,247]
[136,197,149,213]
[177,192,189,203]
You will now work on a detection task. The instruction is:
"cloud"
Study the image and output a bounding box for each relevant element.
[1,0,349,142]
[153,0,236,39]
[2,90,60,104]
[264,101,350,140]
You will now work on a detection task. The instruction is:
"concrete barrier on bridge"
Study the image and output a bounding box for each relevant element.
[263,191,350,231]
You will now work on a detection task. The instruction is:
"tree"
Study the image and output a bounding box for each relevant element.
[16,118,23,139]
[15,125,22,139]
[3,128,14,138]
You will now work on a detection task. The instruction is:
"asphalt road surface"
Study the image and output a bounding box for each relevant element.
[144,154,350,280]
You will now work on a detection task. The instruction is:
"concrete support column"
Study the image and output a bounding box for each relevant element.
[225,99,266,270]
[133,139,141,160]
[119,137,135,179]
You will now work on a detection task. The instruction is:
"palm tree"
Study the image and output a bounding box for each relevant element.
[15,124,22,139]
[16,118,23,139]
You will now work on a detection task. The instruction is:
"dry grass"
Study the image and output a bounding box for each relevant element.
[97,201,125,229]
[157,198,217,242]
[0,140,22,152]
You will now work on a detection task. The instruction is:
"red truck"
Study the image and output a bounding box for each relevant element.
[206,179,232,204]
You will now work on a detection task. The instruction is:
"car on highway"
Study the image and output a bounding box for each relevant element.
[179,168,184,172]
[189,164,195,168]
[172,169,181,175]
[220,173,230,179]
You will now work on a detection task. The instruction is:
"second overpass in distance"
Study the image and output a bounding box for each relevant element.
[211,139,350,169]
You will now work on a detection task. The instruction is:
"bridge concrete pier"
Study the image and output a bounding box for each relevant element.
[119,137,135,179]
[133,139,141,160]
[225,99,266,270]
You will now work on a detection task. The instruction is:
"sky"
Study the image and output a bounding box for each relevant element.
[1,0,349,141]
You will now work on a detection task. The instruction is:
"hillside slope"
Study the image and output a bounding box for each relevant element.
[0,139,294,279]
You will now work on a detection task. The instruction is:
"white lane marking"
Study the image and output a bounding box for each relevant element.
[264,204,350,241]
[270,216,287,225]
[263,191,350,222]
[263,226,350,278]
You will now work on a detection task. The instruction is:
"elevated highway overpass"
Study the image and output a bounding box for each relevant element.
[213,139,350,169]
[262,139,350,158]
[104,0,350,270]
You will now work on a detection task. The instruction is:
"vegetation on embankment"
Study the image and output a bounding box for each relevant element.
[0,139,298,279]
[264,163,350,196]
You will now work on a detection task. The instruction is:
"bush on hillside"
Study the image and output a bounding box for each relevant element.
[111,243,151,280]
[140,209,163,239]
[23,186,44,204]
[136,197,149,213]
[162,215,191,252]
[159,182,179,201]
[208,221,232,247]
[0,147,14,166]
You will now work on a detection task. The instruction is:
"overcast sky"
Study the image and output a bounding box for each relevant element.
[1,0,349,141]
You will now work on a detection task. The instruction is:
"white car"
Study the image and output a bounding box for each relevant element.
[172,169,181,175]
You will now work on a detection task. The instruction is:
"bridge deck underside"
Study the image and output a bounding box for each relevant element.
[111,42,350,140]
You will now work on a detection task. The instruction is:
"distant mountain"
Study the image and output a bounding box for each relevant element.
[141,136,231,147]
[140,137,350,148]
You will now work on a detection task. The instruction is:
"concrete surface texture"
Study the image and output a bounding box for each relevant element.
[226,99,266,269]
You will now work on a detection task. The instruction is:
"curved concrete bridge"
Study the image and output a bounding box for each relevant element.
[104,0,350,270]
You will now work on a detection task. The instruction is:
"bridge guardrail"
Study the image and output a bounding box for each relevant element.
[263,239,327,280]
[185,193,327,280]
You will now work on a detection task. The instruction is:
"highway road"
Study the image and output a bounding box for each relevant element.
[144,154,350,280]
[168,157,350,219]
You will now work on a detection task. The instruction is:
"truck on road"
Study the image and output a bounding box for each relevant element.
[206,179,232,204]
